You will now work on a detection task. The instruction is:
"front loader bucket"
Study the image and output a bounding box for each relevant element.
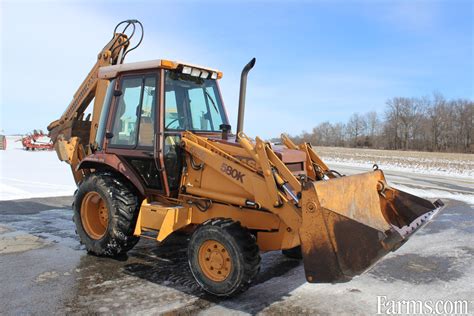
[299,170,443,283]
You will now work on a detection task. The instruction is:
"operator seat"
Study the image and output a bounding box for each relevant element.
[138,91,156,146]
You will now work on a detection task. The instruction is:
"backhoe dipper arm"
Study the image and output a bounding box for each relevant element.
[47,32,129,144]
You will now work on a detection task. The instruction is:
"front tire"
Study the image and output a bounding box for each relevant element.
[73,172,140,256]
[188,218,261,297]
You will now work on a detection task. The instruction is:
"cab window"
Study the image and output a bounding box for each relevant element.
[110,74,157,147]
[164,70,227,131]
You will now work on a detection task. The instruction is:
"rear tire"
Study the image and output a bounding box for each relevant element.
[188,218,261,297]
[73,172,140,256]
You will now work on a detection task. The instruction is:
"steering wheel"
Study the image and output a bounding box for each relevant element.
[165,118,181,129]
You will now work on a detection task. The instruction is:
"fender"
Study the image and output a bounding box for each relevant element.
[77,153,146,196]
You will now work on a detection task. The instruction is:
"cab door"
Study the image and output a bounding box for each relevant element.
[105,72,163,193]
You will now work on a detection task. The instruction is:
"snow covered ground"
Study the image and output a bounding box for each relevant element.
[0,136,76,200]
[392,183,474,205]
[328,163,474,206]
[316,146,474,180]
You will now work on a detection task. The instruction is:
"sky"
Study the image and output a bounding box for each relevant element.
[0,0,472,138]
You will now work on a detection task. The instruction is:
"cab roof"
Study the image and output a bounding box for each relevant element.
[98,59,222,80]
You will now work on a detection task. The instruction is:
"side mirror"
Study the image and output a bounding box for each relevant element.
[113,89,123,97]
[105,132,114,139]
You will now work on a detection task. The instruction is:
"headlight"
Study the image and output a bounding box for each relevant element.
[191,68,201,77]
[182,66,192,75]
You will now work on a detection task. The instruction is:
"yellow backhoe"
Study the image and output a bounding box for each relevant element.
[48,20,443,296]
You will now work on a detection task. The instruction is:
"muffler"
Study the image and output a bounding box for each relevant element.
[299,170,443,283]
[235,58,256,141]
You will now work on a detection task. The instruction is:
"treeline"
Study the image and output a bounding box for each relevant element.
[284,93,473,153]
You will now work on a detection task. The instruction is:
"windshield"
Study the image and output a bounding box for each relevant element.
[164,70,227,132]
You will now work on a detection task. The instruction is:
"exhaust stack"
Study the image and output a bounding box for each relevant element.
[236,58,256,140]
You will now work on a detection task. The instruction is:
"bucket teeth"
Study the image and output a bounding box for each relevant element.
[299,170,442,283]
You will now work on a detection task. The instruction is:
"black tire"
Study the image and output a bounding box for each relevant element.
[282,246,303,259]
[188,218,261,297]
[73,172,140,256]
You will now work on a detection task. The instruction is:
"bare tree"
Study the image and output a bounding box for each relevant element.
[365,111,380,147]
[385,97,403,149]
[313,122,332,146]
[346,113,366,147]
[284,92,471,153]
[457,100,473,152]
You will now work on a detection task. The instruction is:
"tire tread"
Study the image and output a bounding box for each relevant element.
[189,218,261,296]
[73,171,140,256]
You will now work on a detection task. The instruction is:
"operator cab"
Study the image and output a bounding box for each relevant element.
[95,59,228,196]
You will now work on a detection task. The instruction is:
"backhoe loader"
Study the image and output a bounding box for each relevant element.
[48,20,443,297]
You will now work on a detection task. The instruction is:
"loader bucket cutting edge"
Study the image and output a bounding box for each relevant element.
[299,170,444,283]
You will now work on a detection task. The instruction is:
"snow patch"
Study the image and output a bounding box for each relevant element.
[392,184,474,206]
[323,157,473,180]
[0,136,76,201]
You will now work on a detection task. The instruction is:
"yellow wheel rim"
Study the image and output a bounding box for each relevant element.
[81,191,108,240]
[198,240,232,282]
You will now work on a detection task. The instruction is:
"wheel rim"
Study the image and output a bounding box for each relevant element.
[198,240,232,282]
[81,191,108,240]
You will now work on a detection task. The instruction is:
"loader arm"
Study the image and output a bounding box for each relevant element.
[180,131,443,283]
[281,134,336,180]
[181,131,303,249]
